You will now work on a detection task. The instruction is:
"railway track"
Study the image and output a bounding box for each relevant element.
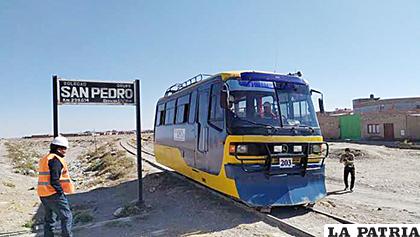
[0,230,33,237]
[120,141,356,237]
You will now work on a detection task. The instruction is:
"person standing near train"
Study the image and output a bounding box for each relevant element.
[340,148,355,192]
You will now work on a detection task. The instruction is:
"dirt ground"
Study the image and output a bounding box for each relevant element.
[0,135,291,237]
[1,135,419,237]
[0,139,39,233]
[0,136,106,233]
[319,142,420,224]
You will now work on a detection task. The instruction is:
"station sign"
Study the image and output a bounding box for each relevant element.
[57,79,135,105]
[52,75,143,204]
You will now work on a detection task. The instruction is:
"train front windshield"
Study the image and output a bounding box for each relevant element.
[226,79,319,134]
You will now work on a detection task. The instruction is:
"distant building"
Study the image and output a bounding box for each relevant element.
[317,109,353,140]
[22,130,136,139]
[318,95,420,141]
[353,95,420,113]
[23,134,52,139]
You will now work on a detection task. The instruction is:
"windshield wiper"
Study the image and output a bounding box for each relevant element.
[296,124,313,129]
[233,116,278,130]
[290,124,315,134]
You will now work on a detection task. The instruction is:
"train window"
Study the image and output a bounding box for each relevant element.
[165,100,176,125]
[155,103,166,126]
[183,104,189,122]
[231,97,247,118]
[293,101,309,119]
[209,84,223,129]
[198,90,210,124]
[280,103,288,118]
[189,91,197,123]
[176,94,190,124]
[176,106,185,124]
[254,95,278,119]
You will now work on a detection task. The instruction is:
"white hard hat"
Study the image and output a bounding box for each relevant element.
[51,136,69,148]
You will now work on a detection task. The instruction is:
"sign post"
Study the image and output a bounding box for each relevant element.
[52,75,59,137]
[52,75,144,205]
[135,80,143,204]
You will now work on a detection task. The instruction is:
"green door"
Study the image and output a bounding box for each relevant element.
[339,114,361,140]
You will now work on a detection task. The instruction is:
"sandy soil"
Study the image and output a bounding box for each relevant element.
[2,135,420,237]
[2,135,291,237]
[0,140,39,233]
[0,136,115,233]
[67,137,291,237]
[319,142,420,224]
[68,163,291,237]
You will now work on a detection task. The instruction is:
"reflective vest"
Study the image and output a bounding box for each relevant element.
[37,153,75,197]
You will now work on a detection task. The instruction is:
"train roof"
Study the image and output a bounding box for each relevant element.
[162,70,307,99]
[218,70,306,84]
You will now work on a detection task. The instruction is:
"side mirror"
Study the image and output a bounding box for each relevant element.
[310,89,325,113]
[318,98,325,114]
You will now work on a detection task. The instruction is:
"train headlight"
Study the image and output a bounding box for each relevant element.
[293,145,303,153]
[312,144,321,154]
[236,145,248,154]
[273,145,282,153]
[274,145,288,153]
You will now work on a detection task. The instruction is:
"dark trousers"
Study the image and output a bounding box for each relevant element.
[40,193,73,237]
[344,166,355,190]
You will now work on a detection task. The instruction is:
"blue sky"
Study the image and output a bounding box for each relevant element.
[1,1,419,138]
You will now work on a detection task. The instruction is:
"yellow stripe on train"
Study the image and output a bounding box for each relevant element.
[154,135,324,199]
[154,143,240,198]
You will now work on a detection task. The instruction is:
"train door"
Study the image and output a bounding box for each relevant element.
[195,80,226,175]
[206,82,226,175]
[196,88,210,171]
[188,90,198,168]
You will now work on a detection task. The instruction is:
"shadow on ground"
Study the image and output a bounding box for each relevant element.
[30,170,308,236]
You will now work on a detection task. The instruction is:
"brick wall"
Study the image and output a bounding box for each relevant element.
[353,97,420,113]
[318,110,420,141]
[317,113,340,140]
[360,112,408,140]
[407,115,420,140]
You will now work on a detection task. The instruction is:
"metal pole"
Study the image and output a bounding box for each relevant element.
[52,75,59,137]
[93,130,97,152]
[135,79,143,205]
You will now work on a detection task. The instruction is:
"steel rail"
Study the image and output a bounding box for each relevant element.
[305,206,356,224]
[120,141,315,237]
[0,230,33,237]
[120,141,358,236]
[0,141,353,237]
[120,142,356,233]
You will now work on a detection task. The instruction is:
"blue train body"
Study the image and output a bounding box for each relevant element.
[154,71,329,207]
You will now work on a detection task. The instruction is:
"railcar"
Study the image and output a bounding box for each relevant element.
[153,71,329,207]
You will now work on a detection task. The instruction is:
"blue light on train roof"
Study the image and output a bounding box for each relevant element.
[240,72,307,85]
[238,81,274,89]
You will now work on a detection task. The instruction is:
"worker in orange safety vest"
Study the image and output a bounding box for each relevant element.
[37,136,74,237]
